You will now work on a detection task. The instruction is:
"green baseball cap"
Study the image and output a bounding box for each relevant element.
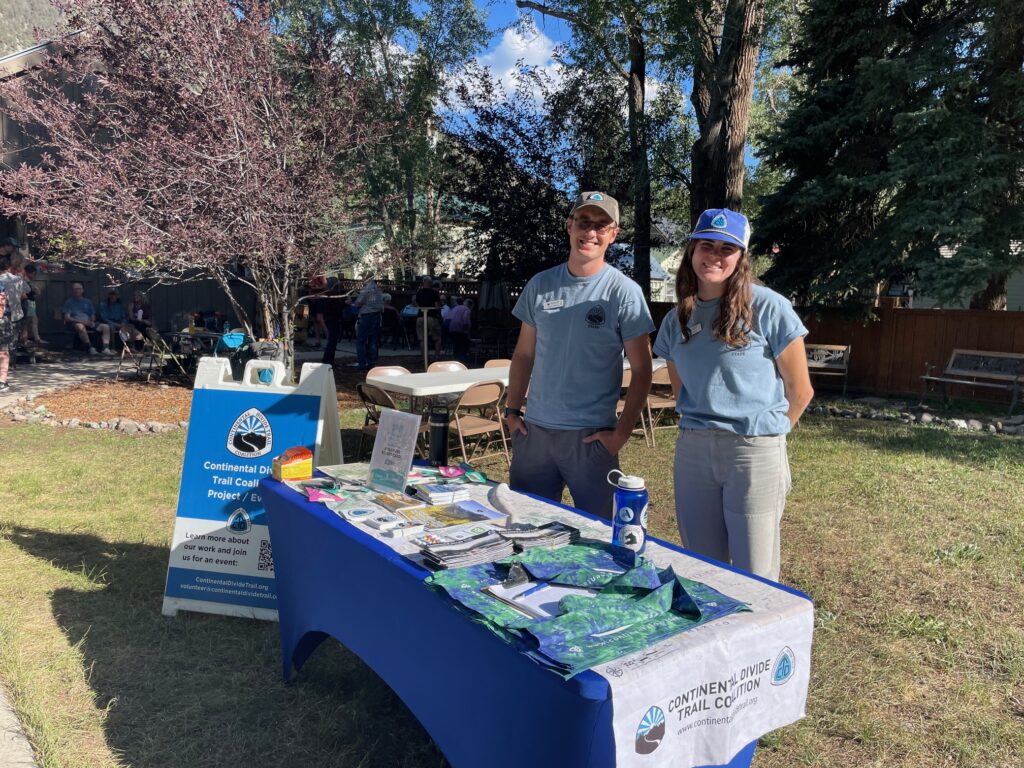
[570,192,619,225]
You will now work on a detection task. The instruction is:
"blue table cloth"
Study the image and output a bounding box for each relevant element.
[261,478,757,768]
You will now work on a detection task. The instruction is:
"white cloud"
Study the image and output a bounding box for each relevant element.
[476,22,562,97]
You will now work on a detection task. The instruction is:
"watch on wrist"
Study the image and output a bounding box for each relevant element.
[503,407,524,419]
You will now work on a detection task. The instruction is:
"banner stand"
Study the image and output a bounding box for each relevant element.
[161,357,342,621]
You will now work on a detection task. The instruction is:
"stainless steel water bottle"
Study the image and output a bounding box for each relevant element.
[428,405,449,467]
[608,470,648,554]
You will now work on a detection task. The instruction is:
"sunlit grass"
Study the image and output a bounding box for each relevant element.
[0,414,1022,767]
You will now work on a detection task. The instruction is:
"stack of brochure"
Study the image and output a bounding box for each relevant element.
[420,531,515,569]
[499,521,580,551]
[414,483,471,505]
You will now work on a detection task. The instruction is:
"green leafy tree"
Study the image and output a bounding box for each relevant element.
[278,0,487,276]
[755,0,1024,308]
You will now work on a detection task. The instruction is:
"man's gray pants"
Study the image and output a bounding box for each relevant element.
[509,423,618,520]
[673,429,791,581]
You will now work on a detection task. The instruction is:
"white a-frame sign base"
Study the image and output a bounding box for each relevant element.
[161,357,342,621]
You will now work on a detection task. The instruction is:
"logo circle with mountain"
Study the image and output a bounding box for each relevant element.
[227,408,272,458]
[228,508,252,533]
[585,305,606,328]
[635,705,665,754]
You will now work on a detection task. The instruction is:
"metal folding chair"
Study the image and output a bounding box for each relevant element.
[355,382,427,460]
[449,380,509,466]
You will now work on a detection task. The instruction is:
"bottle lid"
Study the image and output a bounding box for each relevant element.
[607,469,644,489]
[617,474,645,490]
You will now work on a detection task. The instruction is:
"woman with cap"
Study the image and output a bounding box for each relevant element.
[653,208,814,581]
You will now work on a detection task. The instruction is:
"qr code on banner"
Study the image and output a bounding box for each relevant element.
[257,539,274,573]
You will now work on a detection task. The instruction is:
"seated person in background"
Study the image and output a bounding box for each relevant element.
[97,289,135,352]
[61,281,102,355]
[448,297,473,364]
[128,291,154,337]
[381,293,401,348]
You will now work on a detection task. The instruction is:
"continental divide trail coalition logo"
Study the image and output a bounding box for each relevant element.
[772,646,796,686]
[227,408,273,458]
[635,705,665,754]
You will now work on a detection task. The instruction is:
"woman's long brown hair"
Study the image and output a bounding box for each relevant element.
[675,240,754,347]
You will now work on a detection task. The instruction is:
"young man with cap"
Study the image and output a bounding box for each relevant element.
[505,192,655,520]
[653,208,813,581]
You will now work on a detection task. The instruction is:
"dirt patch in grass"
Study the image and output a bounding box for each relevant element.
[32,356,430,423]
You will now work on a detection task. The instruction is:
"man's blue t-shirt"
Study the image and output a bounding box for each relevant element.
[653,284,807,436]
[98,300,127,325]
[513,263,655,430]
[62,296,95,323]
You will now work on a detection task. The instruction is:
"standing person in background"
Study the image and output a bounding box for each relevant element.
[415,276,442,358]
[319,275,349,368]
[653,208,814,581]
[351,276,384,370]
[505,192,654,520]
[0,284,12,392]
[61,282,99,354]
[21,263,46,345]
[448,297,473,364]
[304,274,330,348]
[0,243,28,357]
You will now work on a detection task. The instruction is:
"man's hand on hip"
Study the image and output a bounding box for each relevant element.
[582,428,629,456]
[506,413,528,436]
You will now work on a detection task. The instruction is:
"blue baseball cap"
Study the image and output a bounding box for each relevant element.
[688,208,751,249]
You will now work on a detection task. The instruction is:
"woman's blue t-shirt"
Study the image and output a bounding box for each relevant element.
[652,284,807,436]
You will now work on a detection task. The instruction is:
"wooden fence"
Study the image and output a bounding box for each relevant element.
[651,300,1024,403]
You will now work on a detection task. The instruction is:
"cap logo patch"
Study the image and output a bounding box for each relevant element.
[711,213,728,228]
[588,193,604,201]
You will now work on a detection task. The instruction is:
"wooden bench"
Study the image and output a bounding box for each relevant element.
[921,349,1024,417]
[805,343,851,397]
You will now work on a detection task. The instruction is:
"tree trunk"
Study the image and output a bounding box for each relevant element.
[969,273,1008,310]
[689,0,765,224]
[626,20,652,302]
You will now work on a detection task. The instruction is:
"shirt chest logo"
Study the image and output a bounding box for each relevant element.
[585,305,606,328]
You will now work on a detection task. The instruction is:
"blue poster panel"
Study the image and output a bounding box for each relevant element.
[163,387,322,618]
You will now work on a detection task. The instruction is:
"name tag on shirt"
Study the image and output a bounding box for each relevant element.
[542,299,565,311]
[687,322,703,335]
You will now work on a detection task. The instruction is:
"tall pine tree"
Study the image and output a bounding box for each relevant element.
[754,0,1023,308]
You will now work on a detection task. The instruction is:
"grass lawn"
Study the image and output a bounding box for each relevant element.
[0,413,1022,767]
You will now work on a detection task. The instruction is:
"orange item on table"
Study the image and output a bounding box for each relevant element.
[272,446,313,481]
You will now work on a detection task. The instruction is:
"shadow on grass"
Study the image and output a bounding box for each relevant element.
[8,526,448,768]
[799,416,1024,469]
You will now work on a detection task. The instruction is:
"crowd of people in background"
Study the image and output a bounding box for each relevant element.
[303,274,476,370]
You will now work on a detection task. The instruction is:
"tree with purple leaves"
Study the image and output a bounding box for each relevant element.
[0,0,379,372]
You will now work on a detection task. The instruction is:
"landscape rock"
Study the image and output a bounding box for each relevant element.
[918,413,935,424]
[966,419,983,431]
[949,418,968,430]
[68,418,80,429]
